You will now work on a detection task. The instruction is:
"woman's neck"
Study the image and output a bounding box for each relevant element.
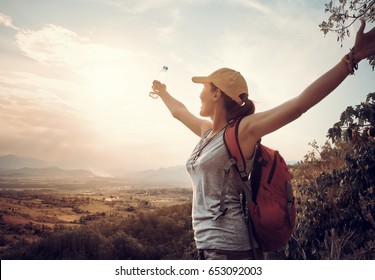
[208,100,228,137]
[209,115,228,137]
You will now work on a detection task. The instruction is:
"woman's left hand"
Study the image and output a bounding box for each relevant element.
[353,20,375,62]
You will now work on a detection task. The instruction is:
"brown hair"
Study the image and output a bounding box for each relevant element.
[211,83,255,122]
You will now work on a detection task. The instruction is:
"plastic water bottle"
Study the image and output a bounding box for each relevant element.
[149,66,168,99]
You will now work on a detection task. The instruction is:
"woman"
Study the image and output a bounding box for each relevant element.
[150,21,375,260]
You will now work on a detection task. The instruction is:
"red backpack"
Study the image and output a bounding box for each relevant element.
[224,118,296,252]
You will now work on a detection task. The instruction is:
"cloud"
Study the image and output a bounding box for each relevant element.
[0,70,100,163]
[15,24,130,71]
[0,12,19,30]
[230,0,271,14]
[0,70,92,128]
[155,7,183,43]
[0,21,149,168]
[88,0,175,13]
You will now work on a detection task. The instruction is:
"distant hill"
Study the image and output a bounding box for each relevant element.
[0,166,95,179]
[0,155,190,185]
[0,155,50,170]
[113,165,191,186]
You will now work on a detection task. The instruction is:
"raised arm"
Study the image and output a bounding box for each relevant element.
[242,20,375,141]
[151,81,212,137]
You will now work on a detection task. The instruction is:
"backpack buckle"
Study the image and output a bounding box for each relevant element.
[212,207,228,221]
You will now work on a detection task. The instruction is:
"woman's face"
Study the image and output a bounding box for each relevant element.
[199,83,216,117]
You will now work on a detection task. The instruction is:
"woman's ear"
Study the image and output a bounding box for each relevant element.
[213,88,222,101]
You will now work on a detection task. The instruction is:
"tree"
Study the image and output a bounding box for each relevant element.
[319,0,375,69]
[327,92,375,143]
[281,92,375,260]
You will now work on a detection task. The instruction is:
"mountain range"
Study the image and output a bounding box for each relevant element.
[0,166,95,178]
[116,165,191,186]
[0,154,52,170]
[0,155,191,185]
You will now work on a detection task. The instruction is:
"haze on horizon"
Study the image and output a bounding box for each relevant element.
[0,0,374,172]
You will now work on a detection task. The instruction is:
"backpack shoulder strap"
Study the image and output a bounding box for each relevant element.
[224,118,259,181]
[224,118,248,181]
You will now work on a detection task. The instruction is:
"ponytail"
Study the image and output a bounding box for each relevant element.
[210,82,255,122]
[222,92,255,122]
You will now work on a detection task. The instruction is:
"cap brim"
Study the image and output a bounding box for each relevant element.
[192,76,211,83]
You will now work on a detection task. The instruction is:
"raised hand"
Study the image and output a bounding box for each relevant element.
[353,20,375,62]
[152,80,166,92]
[149,80,167,99]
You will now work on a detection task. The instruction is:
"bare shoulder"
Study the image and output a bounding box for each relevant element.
[238,113,261,139]
[238,97,302,141]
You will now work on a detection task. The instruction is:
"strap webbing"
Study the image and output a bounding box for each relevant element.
[267,150,279,184]
[243,180,258,259]
[286,181,294,227]
[224,119,248,181]
[212,158,234,221]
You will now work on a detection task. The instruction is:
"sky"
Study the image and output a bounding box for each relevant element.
[0,0,374,173]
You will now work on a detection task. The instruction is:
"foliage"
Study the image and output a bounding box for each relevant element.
[319,0,375,69]
[0,203,196,260]
[270,93,375,260]
[327,92,375,143]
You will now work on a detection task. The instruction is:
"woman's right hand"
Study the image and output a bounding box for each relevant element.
[150,80,167,97]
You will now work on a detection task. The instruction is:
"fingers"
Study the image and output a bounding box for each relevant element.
[152,80,163,87]
[366,23,375,37]
[151,80,166,92]
[357,19,375,38]
[358,19,366,35]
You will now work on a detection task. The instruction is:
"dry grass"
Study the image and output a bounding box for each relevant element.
[0,179,192,251]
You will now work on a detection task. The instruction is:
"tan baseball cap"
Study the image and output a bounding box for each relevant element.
[192,67,248,105]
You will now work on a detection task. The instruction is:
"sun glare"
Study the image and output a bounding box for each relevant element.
[84,62,127,97]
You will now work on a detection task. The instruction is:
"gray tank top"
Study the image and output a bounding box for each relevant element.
[186,128,253,251]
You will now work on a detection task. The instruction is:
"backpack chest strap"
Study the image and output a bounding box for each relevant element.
[212,158,236,221]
